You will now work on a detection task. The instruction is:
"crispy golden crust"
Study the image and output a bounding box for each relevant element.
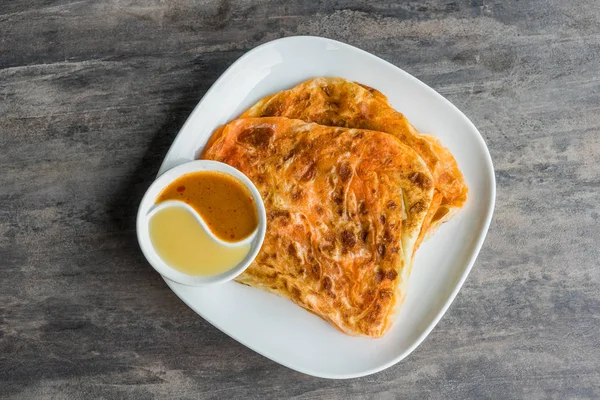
[202,117,433,337]
[241,77,468,251]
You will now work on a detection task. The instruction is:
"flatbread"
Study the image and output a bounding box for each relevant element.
[201,117,434,337]
[241,77,468,252]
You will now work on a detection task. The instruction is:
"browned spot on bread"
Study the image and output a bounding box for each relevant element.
[238,127,273,148]
[410,200,427,214]
[326,100,340,110]
[287,243,298,259]
[283,149,295,161]
[341,230,357,249]
[324,231,336,242]
[386,269,398,280]
[255,174,266,184]
[408,171,432,190]
[361,230,369,242]
[291,286,302,300]
[291,188,303,201]
[311,264,321,278]
[262,100,283,116]
[300,162,316,182]
[359,201,368,215]
[338,162,352,182]
[383,229,392,242]
[269,209,290,220]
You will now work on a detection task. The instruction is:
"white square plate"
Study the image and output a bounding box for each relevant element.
[155,36,495,379]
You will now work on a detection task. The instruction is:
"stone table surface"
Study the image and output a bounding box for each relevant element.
[1,0,599,399]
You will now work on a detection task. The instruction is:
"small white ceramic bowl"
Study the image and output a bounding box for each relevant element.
[136,160,267,286]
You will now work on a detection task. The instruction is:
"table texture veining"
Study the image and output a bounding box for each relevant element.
[1,1,599,398]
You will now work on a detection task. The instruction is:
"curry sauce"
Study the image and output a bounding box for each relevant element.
[156,171,258,242]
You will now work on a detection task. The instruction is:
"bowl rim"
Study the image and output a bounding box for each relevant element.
[136,160,267,286]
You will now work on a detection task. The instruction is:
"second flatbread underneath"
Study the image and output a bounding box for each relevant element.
[241,77,468,252]
[202,117,434,337]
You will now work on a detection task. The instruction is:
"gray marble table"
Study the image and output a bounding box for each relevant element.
[1,1,599,398]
